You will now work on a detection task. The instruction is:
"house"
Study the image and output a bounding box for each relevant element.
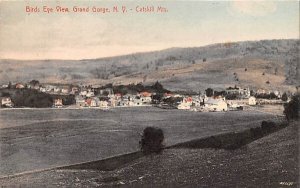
[256,88,267,95]
[1,97,13,107]
[139,91,152,97]
[40,87,46,93]
[133,98,144,106]
[173,94,183,98]
[54,87,61,93]
[178,97,193,110]
[140,95,152,104]
[119,97,130,106]
[85,98,92,107]
[53,99,63,108]
[44,84,55,91]
[123,94,134,102]
[75,96,86,107]
[86,91,95,98]
[191,96,201,107]
[84,97,100,107]
[164,93,173,99]
[71,87,79,94]
[109,97,117,107]
[248,96,257,106]
[272,90,282,98]
[80,90,88,96]
[45,85,54,93]
[99,100,109,109]
[61,88,70,95]
[90,97,100,107]
[138,92,152,104]
[112,93,122,106]
[205,98,228,112]
[141,96,152,104]
[226,86,250,98]
[15,83,25,89]
[33,85,40,90]
[1,84,9,88]
[115,93,122,99]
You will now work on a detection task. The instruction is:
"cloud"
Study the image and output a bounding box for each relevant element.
[229,1,277,17]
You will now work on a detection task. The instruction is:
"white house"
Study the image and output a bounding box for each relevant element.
[1,84,8,88]
[53,99,63,108]
[54,87,61,93]
[86,91,95,98]
[140,96,152,104]
[248,96,257,106]
[61,88,70,94]
[99,100,109,109]
[80,90,88,96]
[132,98,143,106]
[1,97,13,107]
[119,98,129,107]
[44,84,55,92]
[40,87,47,93]
[205,98,228,112]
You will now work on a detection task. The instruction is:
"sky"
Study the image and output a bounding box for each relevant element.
[0,1,299,60]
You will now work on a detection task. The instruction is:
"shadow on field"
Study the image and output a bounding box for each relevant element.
[167,120,288,150]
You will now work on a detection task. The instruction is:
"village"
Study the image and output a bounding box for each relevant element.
[0,80,294,112]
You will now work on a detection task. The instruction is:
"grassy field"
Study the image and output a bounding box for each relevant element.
[0,107,277,177]
[0,119,297,187]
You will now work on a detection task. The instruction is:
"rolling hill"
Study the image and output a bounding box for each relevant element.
[0,39,299,92]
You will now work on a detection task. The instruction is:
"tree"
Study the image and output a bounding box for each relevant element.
[269,92,277,99]
[281,92,288,101]
[139,127,164,154]
[151,93,163,104]
[152,81,164,92]
[29,80,40,86]
[205,88,214,97]
[284,95,300,121]
[8,81,12,89]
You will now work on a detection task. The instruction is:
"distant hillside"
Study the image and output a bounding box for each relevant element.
[0,39,299,92]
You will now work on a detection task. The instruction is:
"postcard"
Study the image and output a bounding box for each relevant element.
[0,0,299,187]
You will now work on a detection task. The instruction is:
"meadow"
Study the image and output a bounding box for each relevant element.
[0,107,276,176]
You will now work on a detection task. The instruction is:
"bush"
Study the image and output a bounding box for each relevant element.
[284,95,300,121]
[140,127,164,154]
